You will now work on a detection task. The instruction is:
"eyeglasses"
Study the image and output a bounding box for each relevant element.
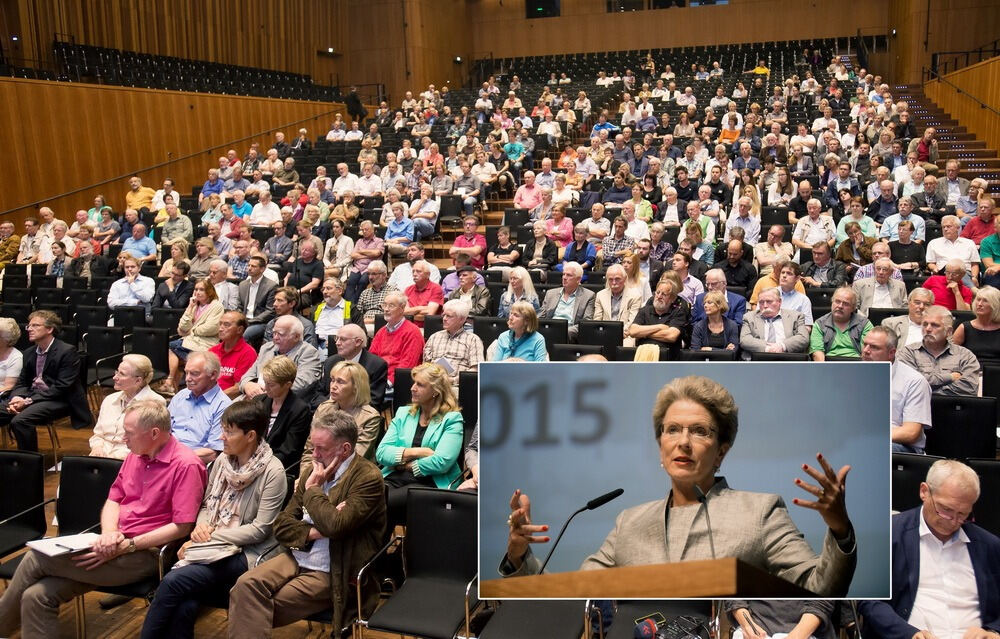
[928,489,971,523]
[662,424,717,442]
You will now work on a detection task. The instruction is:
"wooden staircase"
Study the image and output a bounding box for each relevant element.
[893,84,1000,195]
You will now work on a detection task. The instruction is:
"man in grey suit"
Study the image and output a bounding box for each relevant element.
[593,264,643,340]
[882,288,935,349]
[935,159,970,205]
[740,287,811,354]
[854,258,908,315]
[239,256,278,345]
[539,261,596,342]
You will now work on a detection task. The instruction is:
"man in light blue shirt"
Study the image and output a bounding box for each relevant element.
[168,351,231,463]
[121,223,157,263]
[879,198,926,242]
[107,256,155,312]
[778,262,813,324]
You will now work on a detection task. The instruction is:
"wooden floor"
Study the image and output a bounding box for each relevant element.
[0,409,410,639]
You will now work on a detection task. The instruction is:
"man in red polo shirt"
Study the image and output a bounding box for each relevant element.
[448,216,487,269]
[960,197,997,246]
[0,400,206,638]
[923,259,973,311]
[403,259,444,327]
[209,310,259,398]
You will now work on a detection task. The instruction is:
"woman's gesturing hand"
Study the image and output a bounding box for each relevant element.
[792,452,851,538]
[506,489,550,569]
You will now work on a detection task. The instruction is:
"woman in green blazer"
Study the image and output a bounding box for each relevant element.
[375,362,464,525]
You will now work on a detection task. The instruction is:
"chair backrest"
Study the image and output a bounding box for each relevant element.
[423,314,444,339]
[966,458,1000,536]
[66,287,101,310]
[576,320,624,359]
[747,350,810,361]
[536,318,568,354]
[473,316,508,355]
[892,452,942,513]
[925,395,998,460]
[679,349,738,361]
[75,304,111,332]
[83,326,125,362]
[112,305,148,333]
[551,343,604,361]
[1,302,31,325]
[866,307,907,328]
[130,328,170,377]
[150,307,185,334]
[393,367,413,413]
[34,287,67,306]
[31,275,58,291]
[0,451,47,543]
[373,313,387,335]
[404,488,478,581]
[2,286,31,305]
[56,456,124,534]
[805,287,837,307]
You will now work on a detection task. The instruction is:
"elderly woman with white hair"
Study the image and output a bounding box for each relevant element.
[0,318,22,398]
[90,354,166,459]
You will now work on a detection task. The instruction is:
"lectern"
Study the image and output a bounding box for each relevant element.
[480,558,814,598]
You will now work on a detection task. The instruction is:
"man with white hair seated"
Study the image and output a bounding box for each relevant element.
[539,261,596,342]
[422,299,483,390]
[859,459,1000,639]
[208,258,239,310]
[593,264,643,340]
[897,304,981,396]
[167,351,231,464]
[926,215,980,288]
[240,314,322,399]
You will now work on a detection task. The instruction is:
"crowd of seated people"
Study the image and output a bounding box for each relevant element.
[0,47,997,636]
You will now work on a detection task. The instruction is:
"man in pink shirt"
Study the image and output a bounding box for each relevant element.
[512,170,543,211]
[0,400,206,638]
[448,216,487,269]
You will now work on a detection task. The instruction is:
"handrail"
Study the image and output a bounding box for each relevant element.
[922,66,1000,117]
[930,38,1000,77]
[0,103,344,217]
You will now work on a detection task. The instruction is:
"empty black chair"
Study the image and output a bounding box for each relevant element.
[2,286,31,305]
[503,208,530,227]
[458,371,478,452]
[423,314,444,339]
[805,287,837,307]
[150,307,185,338]
[679,349,739,361]
[867,307,907,327]
[37,302,71,324]
[2,274,27,291]
[536,318,569,354]
[112,305,147,334]
[1,302,31,325]
[67,288,102,311]
[925,395,997,460]
[0,451,48,560]
[74,304,110,333]
[577,320,624,359]
[31,275,58,291]
[473,316,508,357]
[392,367,413,414]
[127,328,170,383]
[966,458,1000,536]
[892,452,943,513]
[480,600,587,639]
[551,343,605,361]
[82,326,126,386]
[747,350,810,361]
[358,488,479,639]
[34,287,66,306]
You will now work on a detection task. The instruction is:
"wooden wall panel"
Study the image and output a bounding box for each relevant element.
[0,77,366,225]
[924,57,1000,154]
[467,0,890,60]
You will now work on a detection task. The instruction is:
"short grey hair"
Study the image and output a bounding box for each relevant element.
[443,298,471,319]
[384,291,408,308]
[274,314,305,339]
[926,459,980,498]
[366,260,388,274]
[187,350,221,377]
[562,261,583,278]
[311,404,359,447]
[0,318,20,347]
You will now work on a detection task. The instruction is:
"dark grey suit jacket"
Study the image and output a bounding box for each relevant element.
[238,276,278,324]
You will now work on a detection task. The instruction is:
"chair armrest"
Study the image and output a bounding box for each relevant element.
[95,352,127,386]
[0,497,56,526]
[464,574,479,639]
[355,533,403,624]
[156,538,185,580]
[254,542,281,568]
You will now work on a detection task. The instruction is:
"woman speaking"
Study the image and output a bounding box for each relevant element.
[501,375,857,597]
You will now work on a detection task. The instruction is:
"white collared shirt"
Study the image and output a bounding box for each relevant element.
[908,510,981,639]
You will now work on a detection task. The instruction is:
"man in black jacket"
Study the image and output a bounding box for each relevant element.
[151,260,193,311]
[313,323,387,410]
[0,310,91,450]
[345,86,368,126]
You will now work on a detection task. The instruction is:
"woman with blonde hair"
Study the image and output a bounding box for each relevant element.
[258,356,312,474]
[952,285,1000,361]
[90,354,165,459]
[187,237,217,280]
[0,318,22,397]
[376,362,464,525]
[159,238,190,278]
[326,360,383,458]
[633,343,661,362]
[622,251,652,304]
[166,278,224,393]
[497,266,540,318]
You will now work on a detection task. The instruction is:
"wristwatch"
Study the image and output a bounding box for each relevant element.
[126,538,136,553]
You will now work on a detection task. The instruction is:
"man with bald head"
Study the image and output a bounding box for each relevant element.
[866,179,900,225]
[724,196,761,244]
[911,174,948,223]
[121,223,158,263]
[960,197,997,246]
[167,351,230,463]
[593,264,643,340]
[403,259,445,327]
[853,241,904,283]
[719,239,757,291]
[860,460,1000,639]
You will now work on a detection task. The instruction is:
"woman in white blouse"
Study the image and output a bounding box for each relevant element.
[0,318,23,397]
[324,218,355,280]
[90,354,165,459]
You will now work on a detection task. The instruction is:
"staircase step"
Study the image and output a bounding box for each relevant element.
[939,149,998,160]
[939,140,987,150]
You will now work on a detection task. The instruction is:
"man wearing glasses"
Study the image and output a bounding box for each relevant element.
[860,459,1000,639]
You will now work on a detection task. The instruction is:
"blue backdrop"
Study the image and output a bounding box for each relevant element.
[479,361,891,598]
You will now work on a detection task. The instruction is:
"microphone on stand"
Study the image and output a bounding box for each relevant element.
[693,484,716,560]
[538,488,624,573]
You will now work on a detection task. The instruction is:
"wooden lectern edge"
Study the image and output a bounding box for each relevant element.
[480,558,815,598]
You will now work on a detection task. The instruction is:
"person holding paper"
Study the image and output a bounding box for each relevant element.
[0,400,207,639]
[140,400,286,639]
[501,375,858,597]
